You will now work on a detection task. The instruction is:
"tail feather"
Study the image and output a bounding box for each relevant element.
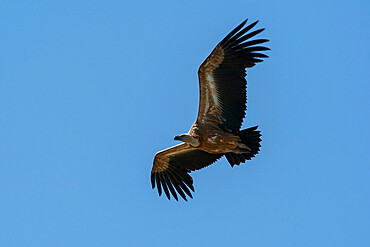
[225,126,261,167]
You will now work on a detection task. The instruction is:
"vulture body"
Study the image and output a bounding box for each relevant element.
[151,19,269,201]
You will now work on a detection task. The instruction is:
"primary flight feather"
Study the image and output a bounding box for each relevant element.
[151,19,269,201]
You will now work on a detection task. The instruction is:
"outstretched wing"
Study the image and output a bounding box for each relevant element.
[151,143,222,201]
[197,19,269,132]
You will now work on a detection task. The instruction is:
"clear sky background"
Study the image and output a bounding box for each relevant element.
[1,1,369,246]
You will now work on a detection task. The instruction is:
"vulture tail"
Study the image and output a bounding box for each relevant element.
[225,126,262,167]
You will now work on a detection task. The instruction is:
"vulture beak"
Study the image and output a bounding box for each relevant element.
[174,136,180,141]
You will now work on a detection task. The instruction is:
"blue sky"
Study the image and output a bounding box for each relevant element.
[1,0,369,246]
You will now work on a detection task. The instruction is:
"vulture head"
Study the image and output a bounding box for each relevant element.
[174,134,200,147]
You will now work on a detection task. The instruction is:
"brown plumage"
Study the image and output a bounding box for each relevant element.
[151,19,269,201]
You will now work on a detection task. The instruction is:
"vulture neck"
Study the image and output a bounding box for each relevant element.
[176,134,200,147]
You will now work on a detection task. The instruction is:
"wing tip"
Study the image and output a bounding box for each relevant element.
[150,173,155,189]
[151,170,194,202]
[220,18,249,46]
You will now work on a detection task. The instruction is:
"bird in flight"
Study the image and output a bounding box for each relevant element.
[151,19,269,201]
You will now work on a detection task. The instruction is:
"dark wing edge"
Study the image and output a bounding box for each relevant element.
[197,19,270,132]
[216,19,270,132]
[151,145,222,201]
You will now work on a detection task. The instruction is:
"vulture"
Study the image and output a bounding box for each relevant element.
[151,19,269,201]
